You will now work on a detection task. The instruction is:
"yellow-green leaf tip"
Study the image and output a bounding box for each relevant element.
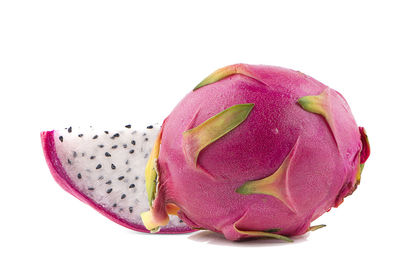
[298,94,325,115]
[234,224,293,242]
[193,65,240,90]
[235,139,299,213]
[183,103,254,167]
[145,131,162,206]
[308,224,327,232]
[235,185,251,195]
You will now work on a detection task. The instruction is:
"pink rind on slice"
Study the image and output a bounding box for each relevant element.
[41,130,195,234]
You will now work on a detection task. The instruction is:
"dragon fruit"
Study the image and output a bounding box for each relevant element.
[140,64,370,241]
[41,124,193,233]
[42,64,370,241]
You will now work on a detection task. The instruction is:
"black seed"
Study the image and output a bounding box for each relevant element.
[118,176,124,181]
[135,176,139,180]
[125,124,131,128]
[129,207,133,213]
[131,140,136,145]
[129,184,135,189]
[78,134,83,137]
[106,180,112,185]
[88,187,94,191]
[73,151,77,158]
[144,153,149,158]
[105,152,111,157]
[121,194,126,199]
[81,153,85,157]
[147,125,153,129]
[111,133,120,139]
[179,220,183,223]
[67,159,72,165]
[90,156,95,160]
[123,144,127,148]
[129,149,134,154]
[98,176,104,180]
[98,144,104,148]
[106,188,112,194]
[113,203,117,207]
[92,135,98,139]
[126,168,131,173]
[77,173,82,179]
[111,164,116,170]
[68,127,72,133]
[119,208,123,212]
[112,145,118,149]
[145,138,148,141]
[125,160,129,165]
[96,164,102,169]
[143,133,146,136]
[59,136,63,142]
[104,131,109,134]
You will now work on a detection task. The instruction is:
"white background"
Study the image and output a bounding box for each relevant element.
[0,1,399,271]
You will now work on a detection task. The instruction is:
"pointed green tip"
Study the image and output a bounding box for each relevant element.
[234,225,293,242]
[297,91,329,117]
[259,232,293,242]
[297,96,314,111]
[193,79,210,91]
[235,184,251,195]
[278,236,294,243]
[193,64,245,91]
[308,224,327,232]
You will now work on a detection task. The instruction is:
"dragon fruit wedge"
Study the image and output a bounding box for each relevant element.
[41,125,193,233]
[42,64,370,242]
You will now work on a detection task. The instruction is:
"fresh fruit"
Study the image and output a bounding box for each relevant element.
[141,64,370,241]
[42,64,370,241]
[41,124,193,233]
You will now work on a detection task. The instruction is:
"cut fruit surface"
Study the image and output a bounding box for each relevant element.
[41,124,194,233]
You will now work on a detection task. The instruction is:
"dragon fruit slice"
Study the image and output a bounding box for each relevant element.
[41,124,193,233]
[141,64,370,241]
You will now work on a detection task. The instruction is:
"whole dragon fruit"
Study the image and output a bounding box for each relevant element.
[141,64,370,241]
[42,64,370,242]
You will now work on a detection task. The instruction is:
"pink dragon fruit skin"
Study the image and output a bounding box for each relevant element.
[142,64,370,241]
